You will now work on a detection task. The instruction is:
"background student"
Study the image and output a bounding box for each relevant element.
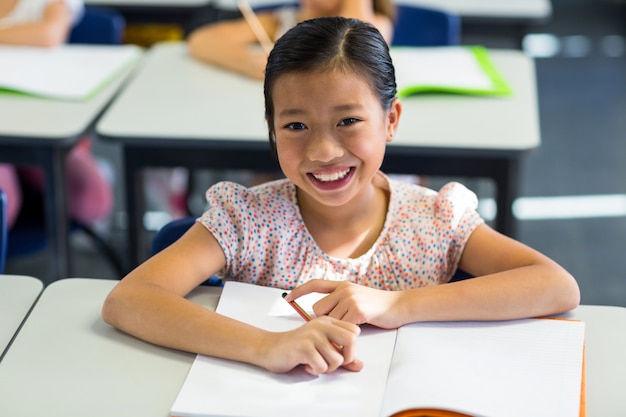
[0,0,113,230]
[187,0,396,79]
[103,17,580,377]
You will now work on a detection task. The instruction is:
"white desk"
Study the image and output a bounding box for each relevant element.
[97,42,539,266]
[398,0,551,21]
[0,275,42,358]
[0,277,623,416]
[0,47,142,281]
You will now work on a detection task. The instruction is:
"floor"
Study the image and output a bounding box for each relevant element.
[4,0,626,307]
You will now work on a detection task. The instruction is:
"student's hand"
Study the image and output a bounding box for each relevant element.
[285,280,403,329]
[259,316,363,375]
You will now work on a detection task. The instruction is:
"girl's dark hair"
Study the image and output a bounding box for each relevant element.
[264,16,397,154]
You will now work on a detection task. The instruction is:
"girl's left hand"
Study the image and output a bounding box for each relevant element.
[284,280,403,329]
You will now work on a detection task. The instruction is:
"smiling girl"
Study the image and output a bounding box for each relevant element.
[103,17,580,376]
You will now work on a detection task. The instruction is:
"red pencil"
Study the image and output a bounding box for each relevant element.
[282,292,314,322]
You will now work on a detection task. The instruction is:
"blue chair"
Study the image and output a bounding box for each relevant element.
[68,6,126,45]
[391,4,461,47]
[151,217,223,286]
[0,189,8,274]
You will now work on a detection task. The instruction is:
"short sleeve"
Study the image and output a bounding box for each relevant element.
[197,182,256,277]
[433,182,484,282]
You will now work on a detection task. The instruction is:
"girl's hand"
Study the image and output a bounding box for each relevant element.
[259,316,363,375]
[285,280,403,329]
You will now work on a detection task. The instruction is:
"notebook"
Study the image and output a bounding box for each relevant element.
[0,44,142,101]
[390,46,512,97]
[170,281,585,417]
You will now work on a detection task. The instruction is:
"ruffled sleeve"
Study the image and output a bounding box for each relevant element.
[433,182,484,282]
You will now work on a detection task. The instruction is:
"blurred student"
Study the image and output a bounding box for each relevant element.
[0,0,113,230]
[187,0,396,80]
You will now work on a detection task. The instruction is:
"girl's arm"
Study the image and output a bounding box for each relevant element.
[286,224,581,328]
[187,13,276,80]
[0,0,73,46]
[102,223,362,375]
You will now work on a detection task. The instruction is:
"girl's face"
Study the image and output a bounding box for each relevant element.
[271,69,401,211]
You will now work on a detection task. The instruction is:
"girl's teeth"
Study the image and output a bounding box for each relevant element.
[313,169,350,182]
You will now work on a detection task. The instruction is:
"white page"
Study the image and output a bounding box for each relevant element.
[0,44,141,100]
[391,47,494,91]
[170,281,398,417]
[381,319,586,417]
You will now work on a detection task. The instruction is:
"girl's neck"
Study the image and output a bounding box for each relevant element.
[297,176,389,258]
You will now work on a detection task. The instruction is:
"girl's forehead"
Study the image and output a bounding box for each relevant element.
[272,68,374,95]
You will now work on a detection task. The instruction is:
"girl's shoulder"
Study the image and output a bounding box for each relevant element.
[385,176,481,224]
[205,179,297,213]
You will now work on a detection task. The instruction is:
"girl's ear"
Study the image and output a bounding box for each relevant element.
[386,99,402,143]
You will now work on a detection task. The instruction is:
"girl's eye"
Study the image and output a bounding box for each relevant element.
[285,122,307,130]
[338,117,359,126]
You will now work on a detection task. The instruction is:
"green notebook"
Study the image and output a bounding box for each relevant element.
[390,46,512,97]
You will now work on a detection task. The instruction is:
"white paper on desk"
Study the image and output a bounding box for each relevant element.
[381,319,586,417]
[390,46,512,97]
[0,44,141,100]
[169,281,397,417]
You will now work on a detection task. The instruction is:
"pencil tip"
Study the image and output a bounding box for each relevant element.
[282,292,287,298]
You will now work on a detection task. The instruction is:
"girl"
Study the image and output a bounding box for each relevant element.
[103,17,580,376]
[187,0,395,79]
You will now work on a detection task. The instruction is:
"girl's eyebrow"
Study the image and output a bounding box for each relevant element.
[277,103,365,118]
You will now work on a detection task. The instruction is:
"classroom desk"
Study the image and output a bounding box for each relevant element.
[0,275,43,358]
[0,50,141,281]
[0,277,623,416]
[97,42,539,267]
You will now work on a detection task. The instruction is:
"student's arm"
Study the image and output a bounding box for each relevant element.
[338,0,393,43]
[187,13,277,80]
[102,223,362,375]
[0,0,73,47]
[286,224,581,328]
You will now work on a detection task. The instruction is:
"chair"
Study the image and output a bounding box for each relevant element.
[151,217,223,286]
[391,4,461,47]
[68,6,126,45]
[5,7,127,277]
[0,189,7,274]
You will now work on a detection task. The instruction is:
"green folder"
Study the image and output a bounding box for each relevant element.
[390,46,512,98]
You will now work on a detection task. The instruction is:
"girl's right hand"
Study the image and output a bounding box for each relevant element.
[259,316,363,375]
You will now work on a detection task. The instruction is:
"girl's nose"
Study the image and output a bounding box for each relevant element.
[306,131,344,162]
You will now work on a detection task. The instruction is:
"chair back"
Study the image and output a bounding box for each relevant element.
[152,217,222,286]
[68,6,126,45]
[0,189,7,273]
[392,4,461,47]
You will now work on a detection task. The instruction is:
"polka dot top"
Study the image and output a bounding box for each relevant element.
[198,172,484,291]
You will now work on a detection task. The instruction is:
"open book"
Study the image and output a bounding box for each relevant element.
[0,44,141,101]
[390,46,512,97]
[170,281,585,417]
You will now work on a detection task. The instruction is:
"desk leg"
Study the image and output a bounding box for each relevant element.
[123,148,146,270]
[494,158,519,238]
[43,147,70,281]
